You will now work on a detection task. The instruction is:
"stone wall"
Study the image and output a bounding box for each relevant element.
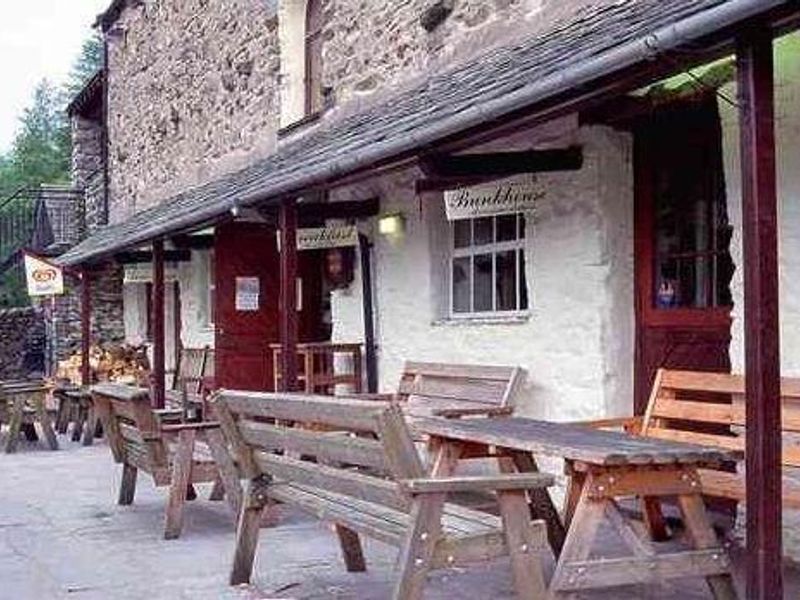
[319,0,616,110]
[106,0,281,221]
[71,115,106,233]
[0,307,45,379]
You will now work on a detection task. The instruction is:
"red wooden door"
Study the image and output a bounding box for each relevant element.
[633,98,734,412]
[214,222,280,391]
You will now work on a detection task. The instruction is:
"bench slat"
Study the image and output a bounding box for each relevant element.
[238,421,387,471]
[220,391,385,432]
[253,451,410,512]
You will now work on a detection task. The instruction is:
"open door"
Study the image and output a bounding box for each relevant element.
[633,97,735,412]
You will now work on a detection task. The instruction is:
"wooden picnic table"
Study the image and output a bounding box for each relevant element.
[1,380,58,453]
[415,416,739,599]
[53,385,99,445]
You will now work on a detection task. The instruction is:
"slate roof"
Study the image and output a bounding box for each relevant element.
[59,0,791,267]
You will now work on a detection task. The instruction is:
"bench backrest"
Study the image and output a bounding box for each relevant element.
[396,361,525,416]
[92,382,167,470]
[642,369,800,467]
[214,391,424,513]
[172,346,214,393]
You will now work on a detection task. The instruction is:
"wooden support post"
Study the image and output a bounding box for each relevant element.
[279,198,299,392]
[152,240,166,409]
[80,270,92,386]
[358,234,378,393]
[738,27,782,600]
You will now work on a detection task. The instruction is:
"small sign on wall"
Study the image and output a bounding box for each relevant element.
[24,253,64,296]
[444,174,544,221]
[297,225,359,250]
[123,264,178,284]
[235,277,260,311]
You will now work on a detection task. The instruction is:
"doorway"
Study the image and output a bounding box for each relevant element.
[633,97,735,412]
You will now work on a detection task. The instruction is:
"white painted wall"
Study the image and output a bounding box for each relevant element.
[178,251,215,349]
[330,124,635,421]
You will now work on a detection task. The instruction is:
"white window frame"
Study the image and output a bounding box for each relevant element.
[449,213,529,318]
[204,250,216,328]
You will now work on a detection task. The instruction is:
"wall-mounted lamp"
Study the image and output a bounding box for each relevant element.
[378,213,405,236]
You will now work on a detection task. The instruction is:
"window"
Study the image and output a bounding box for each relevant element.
[304,0,323,115]
[451,214,529,316]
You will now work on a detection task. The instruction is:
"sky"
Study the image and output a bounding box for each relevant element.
[0,0,110,153]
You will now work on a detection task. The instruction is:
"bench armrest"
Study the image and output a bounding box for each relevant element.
[348,392,398,402]
[573,416,643,434]
[399,473,554,495]
[432,406,513,419]
[160,421,221,433]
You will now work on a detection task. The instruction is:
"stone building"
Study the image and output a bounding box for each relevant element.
[58,0,799,558]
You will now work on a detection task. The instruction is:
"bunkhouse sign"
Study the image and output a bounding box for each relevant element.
[444,175,544,221]
[296,225,359,250]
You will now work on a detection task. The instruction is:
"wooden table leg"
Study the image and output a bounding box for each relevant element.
[563,461,586,531]
[548,479,607,599]
[81,404,97,446]
[34,397,58,450]
[3,398,24,453]
[501,449,566,557]
[678,493,739,600]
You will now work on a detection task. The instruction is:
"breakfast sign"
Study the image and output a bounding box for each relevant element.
[24,253,64,296]
[444,175,544,221]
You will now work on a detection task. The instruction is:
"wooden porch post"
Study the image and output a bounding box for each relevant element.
[738,26,781,600]
[152,240,166,409]
[279,198,299,392]
[80,269,92,387]
[358,234,378,393]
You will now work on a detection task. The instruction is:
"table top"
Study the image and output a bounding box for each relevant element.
[415,416,739,467]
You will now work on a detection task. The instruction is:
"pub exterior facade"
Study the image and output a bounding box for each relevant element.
[60,0,800,594]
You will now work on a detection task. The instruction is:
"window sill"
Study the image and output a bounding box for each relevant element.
[432,313,531,327]
[278,111,324,138]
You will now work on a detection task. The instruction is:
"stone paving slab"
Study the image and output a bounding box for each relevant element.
[1,434,799,599]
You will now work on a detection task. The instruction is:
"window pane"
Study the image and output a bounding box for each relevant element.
[519,214,526,239]
[453,220,471,248]
[497,214,517,242]
[655,256,713,309]
[496,250,517,311]
[473,253,493,311]
[519,249,528,310]
[452,257,471,313]
[474,217,493,246]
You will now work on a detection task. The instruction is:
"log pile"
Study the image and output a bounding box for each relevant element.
[56,345,150,386]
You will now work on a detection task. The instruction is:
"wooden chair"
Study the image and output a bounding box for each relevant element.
[214,390,552,599]
[0,380,57,453]
[365,361,526,418]
[91,382,242,539]
[579,368,800,532]
[165,346,215,418]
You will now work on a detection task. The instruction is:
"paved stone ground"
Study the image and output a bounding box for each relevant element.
[1,435,799,599]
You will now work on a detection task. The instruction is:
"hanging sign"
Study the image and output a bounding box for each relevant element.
[297,225,359,250]
[123,264,178,284]
[24,253,64,296]
[444,175,544,221]
[235,276,260,311]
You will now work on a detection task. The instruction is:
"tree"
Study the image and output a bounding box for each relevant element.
[66,33,104,98]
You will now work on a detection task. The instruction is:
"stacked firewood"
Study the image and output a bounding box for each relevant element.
[56,345,150,386]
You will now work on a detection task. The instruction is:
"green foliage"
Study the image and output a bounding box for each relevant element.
[66,33,104,99]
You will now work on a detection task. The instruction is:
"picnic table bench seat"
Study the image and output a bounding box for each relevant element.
[91,382,241,539]
[214,390,553,600]
[579,368,800,512]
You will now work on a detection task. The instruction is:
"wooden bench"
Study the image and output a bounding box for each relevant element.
[92,382,241,539]
[165,346,215,419]
[213,391,552,599]
[582,368,800,513]
[0,380,57,453]
[368,361,526,418]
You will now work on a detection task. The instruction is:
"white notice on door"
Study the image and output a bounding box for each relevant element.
[235,277,260,311]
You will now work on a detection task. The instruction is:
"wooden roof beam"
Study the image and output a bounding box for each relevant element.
[419,146,583,180]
